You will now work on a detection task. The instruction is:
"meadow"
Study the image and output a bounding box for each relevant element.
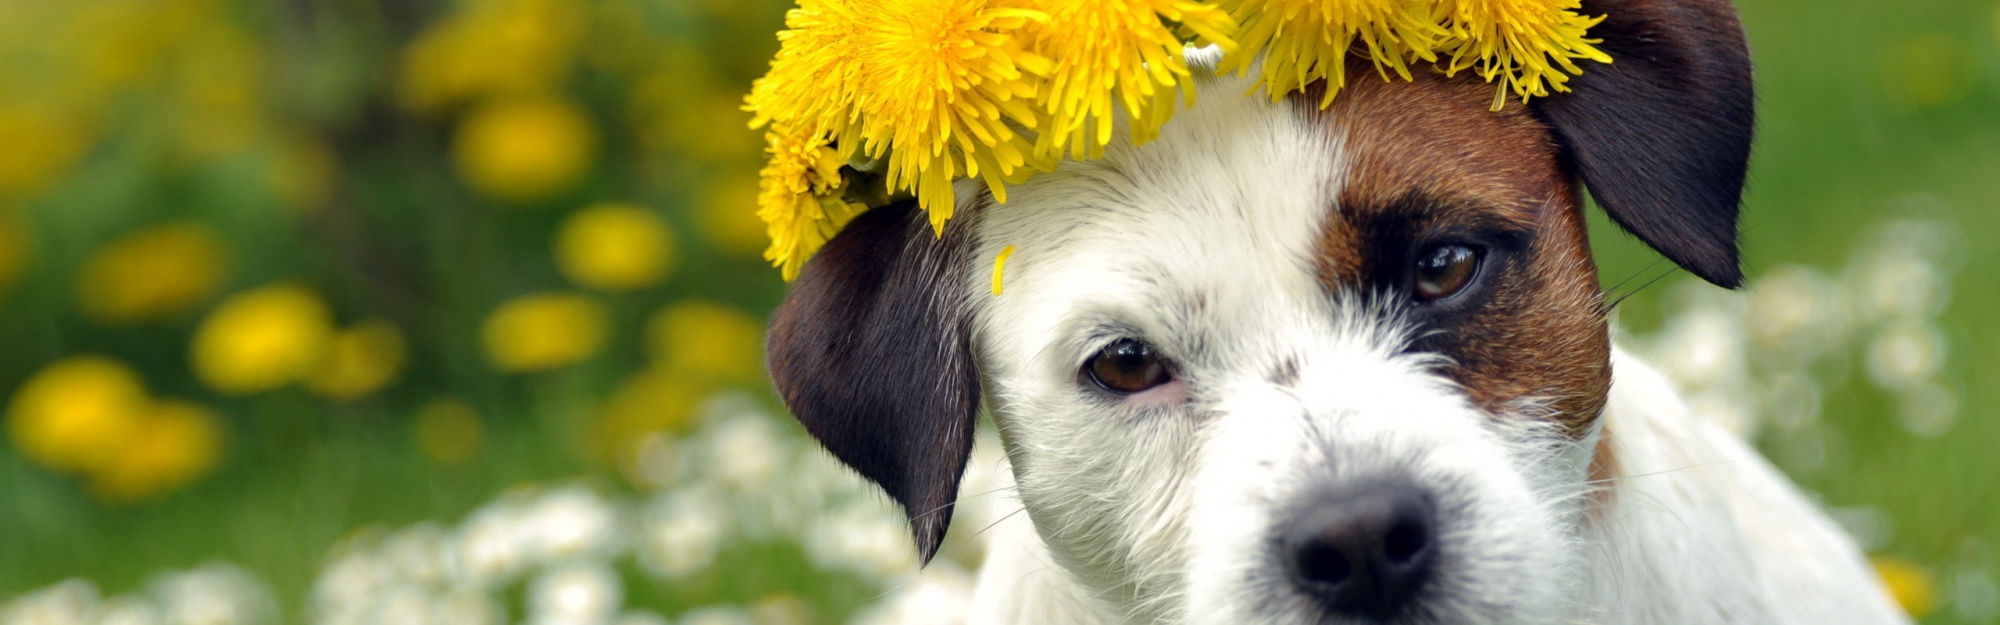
[1,0,1996,623]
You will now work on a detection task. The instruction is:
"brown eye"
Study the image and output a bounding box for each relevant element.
[1086,339,1171,394]
[1413,243,1482,302]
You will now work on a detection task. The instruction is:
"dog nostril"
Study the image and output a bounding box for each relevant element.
[1382,520,1429,564]
[1295,542,1353,586]
[1285,482,1437,618]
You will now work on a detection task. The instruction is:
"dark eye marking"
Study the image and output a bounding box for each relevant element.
[1334,191,1532,308]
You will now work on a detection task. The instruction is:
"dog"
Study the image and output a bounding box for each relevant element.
[764,0,1909,622]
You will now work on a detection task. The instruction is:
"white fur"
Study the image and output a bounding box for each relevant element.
[949,57,1905,624]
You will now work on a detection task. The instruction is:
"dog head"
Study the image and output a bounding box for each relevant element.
[767,0,1753,621]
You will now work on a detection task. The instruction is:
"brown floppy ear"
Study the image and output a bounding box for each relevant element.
[1532,0,1755,288]
[765,201,977,565]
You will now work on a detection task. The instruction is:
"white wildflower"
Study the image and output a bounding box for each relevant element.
[629,433,690,492]
[431,590,504,625]
[455,493,538,587]
[528,563,623,625]
[608,611,671,625]
[703,415,787,494]
[521,486,625,565]
[363,587,431,625]
[804,501,917,583]
[383,524,455,588]
[678,606,753,625]
[638,485,731,579]
[0,579,98,625]
[748,595,814,625]
[846,565,974,625]
[1897,381,1959,438]
[150,564,277,625]
[93,598,161,625]
[1866,320,1946,390]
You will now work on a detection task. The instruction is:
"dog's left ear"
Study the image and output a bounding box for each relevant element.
[765,202,978,565]
[1532,0,1755,288]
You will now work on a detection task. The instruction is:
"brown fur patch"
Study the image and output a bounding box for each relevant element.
[1588,420,1620,508]
[1302,62,1612,436]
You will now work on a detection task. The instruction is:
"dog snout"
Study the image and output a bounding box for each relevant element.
[1285,481,1436,619]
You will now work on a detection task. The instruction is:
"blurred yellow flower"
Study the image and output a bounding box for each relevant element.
[5,356,150,473]
[191,284,335,394]
[482,292,609,372]
[167,25,266,161]
[645,300,764,387]
[414,398,484,467]
[453,96,598,203]
[700,177,769,259]
[554,203,677,291]
[0,104,93,199]
[631,78,761,162]
[592,367,701,465]
[87,400,225,504]
[1883,34,1972,109]
[1872,556,1937,619]
[77,222,229,324]
[398,0,588,113]
[308,319,408,401]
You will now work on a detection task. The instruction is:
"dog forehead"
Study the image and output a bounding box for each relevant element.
[972,68,1563,317]
[968,71,1341,344]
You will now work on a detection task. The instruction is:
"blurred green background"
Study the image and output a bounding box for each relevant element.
[0,0,1994,623]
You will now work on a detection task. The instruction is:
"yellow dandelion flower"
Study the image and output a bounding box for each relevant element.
[414,398,484,467]
[757,124,866,280]
[190,283,335,394]
[5,356,150,473]
[77,222,229,324]
[1433,0,1611,108]
[744,0,867,139]
[1872,556,1937,619]
[1027,0,1236,158]
[747,0,1058,276]
[481,292,609,373]
[554,203,678,291]
[645,300,765,387]
[1216,0,1445,106]
[86,400,225,504]
[453,96,598,203]
[308,319,408,401]
[849,0,1051,227]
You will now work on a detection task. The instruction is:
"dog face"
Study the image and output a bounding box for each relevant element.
[768,0,1753,622]
[963,60,1614,624]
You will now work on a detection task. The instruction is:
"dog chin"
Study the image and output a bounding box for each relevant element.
[1178,345,1585,625]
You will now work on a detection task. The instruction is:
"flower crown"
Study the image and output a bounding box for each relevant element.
[745,0,1612,280]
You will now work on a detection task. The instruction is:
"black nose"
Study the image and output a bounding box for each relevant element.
[1286,482,1436,618]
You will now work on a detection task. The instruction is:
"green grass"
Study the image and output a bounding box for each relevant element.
[3,0,1998,622]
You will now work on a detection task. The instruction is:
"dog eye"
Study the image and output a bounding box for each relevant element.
[1085,339,1171,394]
[1413,243,1483,302]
